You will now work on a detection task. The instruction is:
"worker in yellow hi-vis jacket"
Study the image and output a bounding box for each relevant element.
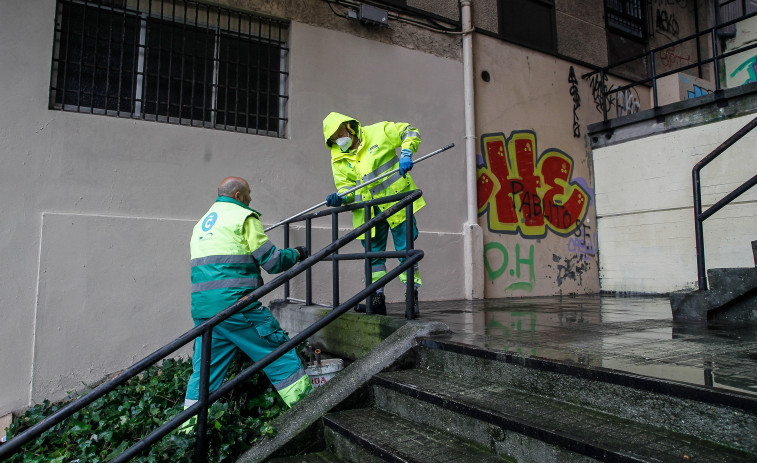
[182,177,312,431]
[322,112,425,318]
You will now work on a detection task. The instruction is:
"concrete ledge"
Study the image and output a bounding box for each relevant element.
[270,300,410,361]
[236,306,449,463]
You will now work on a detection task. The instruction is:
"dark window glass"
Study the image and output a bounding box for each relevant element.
[498,0,556,54]
[50,0,289,137]
[142,18,214,122]
[54,2,139,113]
[217,34,282,133]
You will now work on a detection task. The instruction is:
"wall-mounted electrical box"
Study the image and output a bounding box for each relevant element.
[359,4,388,26]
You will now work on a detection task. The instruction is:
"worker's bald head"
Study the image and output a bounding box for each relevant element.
[218,177,251,205]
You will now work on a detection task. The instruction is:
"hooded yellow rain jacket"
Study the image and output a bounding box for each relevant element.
[322,112,425,236]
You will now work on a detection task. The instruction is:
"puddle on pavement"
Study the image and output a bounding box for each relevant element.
[388,294,757,395]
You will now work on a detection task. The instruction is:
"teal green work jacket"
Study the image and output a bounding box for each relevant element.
[189,196,298,319]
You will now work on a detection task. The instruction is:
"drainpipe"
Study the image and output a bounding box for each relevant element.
[461,0,484,299]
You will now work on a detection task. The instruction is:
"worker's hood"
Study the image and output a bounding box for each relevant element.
[323,112,361,160]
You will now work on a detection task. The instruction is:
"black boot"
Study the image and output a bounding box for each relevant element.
[355,292,386,315]
[371,292,387,315]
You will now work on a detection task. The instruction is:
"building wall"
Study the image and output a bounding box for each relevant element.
[724,15,757,88]
[0,0,465,416]
[472,33,650,298]
[593,113,757,293]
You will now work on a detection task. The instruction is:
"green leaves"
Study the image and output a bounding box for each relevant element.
[6,353,286,462]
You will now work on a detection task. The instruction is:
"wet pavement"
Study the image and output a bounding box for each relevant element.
[385,294,757,396]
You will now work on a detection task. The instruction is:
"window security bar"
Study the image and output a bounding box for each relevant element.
[49,0,289,137]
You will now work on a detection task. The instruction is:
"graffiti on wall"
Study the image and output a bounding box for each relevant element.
[659,45,692,70]
[477,131,589,238]
[484,242,535,293]
[730,55,757,85]
[568,222,597,263]
[656,8,680,40]
[687,84,712,99]
[583,73,642,117]
[568,66,581,138]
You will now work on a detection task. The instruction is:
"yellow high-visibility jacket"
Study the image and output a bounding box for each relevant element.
[322,112,425,235]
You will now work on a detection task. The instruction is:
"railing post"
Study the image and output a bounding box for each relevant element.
[650,51,659,109]
[306,217,312,306]
[405,203,414,320]
[711,29,721,91]
[692,168,707,291]
[600,69,608,122]
[284,224,290,298]
[364,204,374,314]
[195,327,213,462]
[332,211,340,309]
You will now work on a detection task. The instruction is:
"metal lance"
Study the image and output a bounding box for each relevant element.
[264,143,455,232]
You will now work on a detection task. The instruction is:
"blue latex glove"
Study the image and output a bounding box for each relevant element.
[399,149,413,178]
[326,193,344,207]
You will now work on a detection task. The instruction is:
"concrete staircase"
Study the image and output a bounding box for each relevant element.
[263,338,757,463]
[670,240,757,322]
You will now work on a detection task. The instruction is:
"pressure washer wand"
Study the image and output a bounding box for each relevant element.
[264,142,455,232]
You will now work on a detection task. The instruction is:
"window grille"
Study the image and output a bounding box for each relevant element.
[606,0,644,39]
[49,0,289,137]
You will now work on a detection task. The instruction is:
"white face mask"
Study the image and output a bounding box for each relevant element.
[335,136,353,152]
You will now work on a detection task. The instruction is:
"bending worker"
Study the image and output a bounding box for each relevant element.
[322,112,425,318]
[183,176,312,425]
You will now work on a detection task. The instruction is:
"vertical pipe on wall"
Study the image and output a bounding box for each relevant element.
[461,0,484,299]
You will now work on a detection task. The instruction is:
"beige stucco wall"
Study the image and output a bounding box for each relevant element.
[593,114,757,293]
[472,34,650,297]
[0,0,465,416]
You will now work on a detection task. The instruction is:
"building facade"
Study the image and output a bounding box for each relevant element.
[1,0,753,419]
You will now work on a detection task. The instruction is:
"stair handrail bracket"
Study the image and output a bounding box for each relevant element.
[692,116,757,291]
[0,189,424,462]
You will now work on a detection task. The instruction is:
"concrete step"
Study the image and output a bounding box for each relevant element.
[671,266,757,322]
[670,241,757,321]
[364,340,757,463]
[707,267,757,293]
[323,407,508,463]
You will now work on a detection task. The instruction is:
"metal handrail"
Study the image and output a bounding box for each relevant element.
[582,10,757,122]
[0,189,424,461]
[692,116,757,290]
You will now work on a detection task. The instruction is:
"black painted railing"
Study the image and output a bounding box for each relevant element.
[692,117,757,290]
[0,190,423,461]
[583,10,757,122]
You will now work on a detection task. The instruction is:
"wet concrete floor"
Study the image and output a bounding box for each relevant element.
[385,294,757,396]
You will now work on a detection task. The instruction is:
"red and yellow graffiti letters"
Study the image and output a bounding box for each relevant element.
[477,131,589,237]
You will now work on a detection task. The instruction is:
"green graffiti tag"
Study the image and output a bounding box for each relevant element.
[484,242,536,292]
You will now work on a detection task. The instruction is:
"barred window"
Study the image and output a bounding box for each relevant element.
[50,0,289,137]
[606,0,644,39]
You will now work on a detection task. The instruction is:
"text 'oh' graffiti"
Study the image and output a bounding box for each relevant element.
[484,242,535,293]
[477,131,589,238]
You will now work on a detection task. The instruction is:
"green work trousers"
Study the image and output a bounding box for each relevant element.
[185,307,310,407]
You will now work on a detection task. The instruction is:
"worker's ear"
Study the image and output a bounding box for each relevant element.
[233,191,243,202]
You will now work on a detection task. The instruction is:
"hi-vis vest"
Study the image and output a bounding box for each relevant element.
[323,112,426,233]
[189,198,269,319]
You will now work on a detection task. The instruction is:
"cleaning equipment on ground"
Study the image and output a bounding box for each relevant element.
[304,349,344,388]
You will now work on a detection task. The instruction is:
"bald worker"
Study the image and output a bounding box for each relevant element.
[182,177,312,429]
